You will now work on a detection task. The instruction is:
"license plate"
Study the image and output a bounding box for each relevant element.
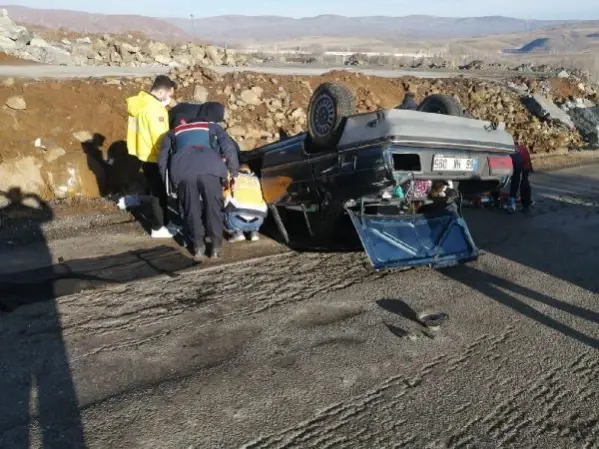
[433,155,475,172]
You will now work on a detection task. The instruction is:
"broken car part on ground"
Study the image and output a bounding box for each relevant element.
[241,82,516,270]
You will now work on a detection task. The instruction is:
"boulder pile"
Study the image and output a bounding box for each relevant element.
[169,67,596,154]
[0,9,246,67]
[340,53,595,81]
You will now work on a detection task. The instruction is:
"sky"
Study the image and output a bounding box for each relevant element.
[5,0,599,20]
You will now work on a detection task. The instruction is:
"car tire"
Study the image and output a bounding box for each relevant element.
[307,82,355,149]
[417,94,463,116]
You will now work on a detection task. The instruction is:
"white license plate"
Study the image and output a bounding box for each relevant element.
[432,155,475,172]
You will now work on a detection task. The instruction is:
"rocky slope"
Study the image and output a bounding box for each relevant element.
[0,9,246,68]
[1,65,598,202]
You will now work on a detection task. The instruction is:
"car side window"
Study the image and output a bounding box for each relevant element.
[303,139,336,157]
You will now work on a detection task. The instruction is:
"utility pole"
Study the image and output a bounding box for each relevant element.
[190,14,197,39]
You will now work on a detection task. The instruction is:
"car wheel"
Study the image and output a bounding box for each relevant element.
[417,94,463,116]
[307,82,355,149]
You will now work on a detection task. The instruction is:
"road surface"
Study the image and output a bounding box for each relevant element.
[0,63,520,80]
[1,164,598,448]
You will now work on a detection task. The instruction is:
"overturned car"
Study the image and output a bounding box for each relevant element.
[241,82,516,270]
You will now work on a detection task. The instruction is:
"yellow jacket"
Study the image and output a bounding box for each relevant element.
[224,171,268,216]
[126,91,169,163]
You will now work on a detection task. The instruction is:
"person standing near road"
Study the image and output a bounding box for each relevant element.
[159,102,239,260]
[126,75,178,238]
[506,142,534,213]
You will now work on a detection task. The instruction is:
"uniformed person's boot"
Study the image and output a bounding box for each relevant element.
[193,244,206,261]
[209,242,222,259]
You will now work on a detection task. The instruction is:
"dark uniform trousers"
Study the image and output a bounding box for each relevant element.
[177,173,224,249]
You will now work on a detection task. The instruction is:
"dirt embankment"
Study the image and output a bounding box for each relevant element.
[0,69,597,201]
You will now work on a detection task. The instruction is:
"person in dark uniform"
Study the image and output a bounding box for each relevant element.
[159,102,239,260]
[168,101,202,129]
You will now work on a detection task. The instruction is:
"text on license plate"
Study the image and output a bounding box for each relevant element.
[433,155,475,171]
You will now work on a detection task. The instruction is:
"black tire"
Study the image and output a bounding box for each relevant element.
[307,82,355,149]
[417,94,463,116]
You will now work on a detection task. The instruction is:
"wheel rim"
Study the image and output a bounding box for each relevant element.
[311,93,336,138]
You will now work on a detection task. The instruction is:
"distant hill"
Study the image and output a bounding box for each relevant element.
[0,5,582,47]
[1,4,192,41]
[504,37,552,53]
[502,27,599,54]
[167,15,576,46]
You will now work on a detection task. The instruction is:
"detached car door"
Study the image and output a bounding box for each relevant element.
[346,206,480,271]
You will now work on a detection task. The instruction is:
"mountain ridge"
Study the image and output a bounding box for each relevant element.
[1,4,582,45]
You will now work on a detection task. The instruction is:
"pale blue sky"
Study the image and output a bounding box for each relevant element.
[7,0,599,19]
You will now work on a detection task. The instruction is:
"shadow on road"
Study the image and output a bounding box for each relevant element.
[0,188,85,448]
[0,245,195,302]
[444,265,599,350]
[443,171,599,350]
[464,173,599,295]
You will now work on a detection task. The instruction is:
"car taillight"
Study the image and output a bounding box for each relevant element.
[488,156,512,169]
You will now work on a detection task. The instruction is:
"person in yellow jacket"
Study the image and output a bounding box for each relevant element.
[126,75,178,238]
[223,164,268,242]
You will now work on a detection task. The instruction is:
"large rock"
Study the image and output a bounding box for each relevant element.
[0,35,16,49]
[569,106,599,146]
[5,26,34,46]
[523,94,575,129]
[28,36,49,47]
[45,46,74,65]
[118,42,141,55]
[25,45,73,65]
[154,54,172,65]
[72,130,94,143]
[5,95,26,110]
[188,45,206,62]
[143,41,171,59]
[43,152,105,199]
[0,8,15,30]
[117,42,141,63]
[0,156,46,197]
[205,45,222,65]
[240,89,262,106]
[173,53,193,66]
[193,85,209,103]
[44,146,67,164]
[71,44,97,65]
[92,40,109,53]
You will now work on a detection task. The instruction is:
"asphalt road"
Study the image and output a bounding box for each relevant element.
[0,63,512,80]
[1,164,599,448]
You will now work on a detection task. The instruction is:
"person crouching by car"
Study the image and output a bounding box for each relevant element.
[159,102,239,260]
[223,164,268,242]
